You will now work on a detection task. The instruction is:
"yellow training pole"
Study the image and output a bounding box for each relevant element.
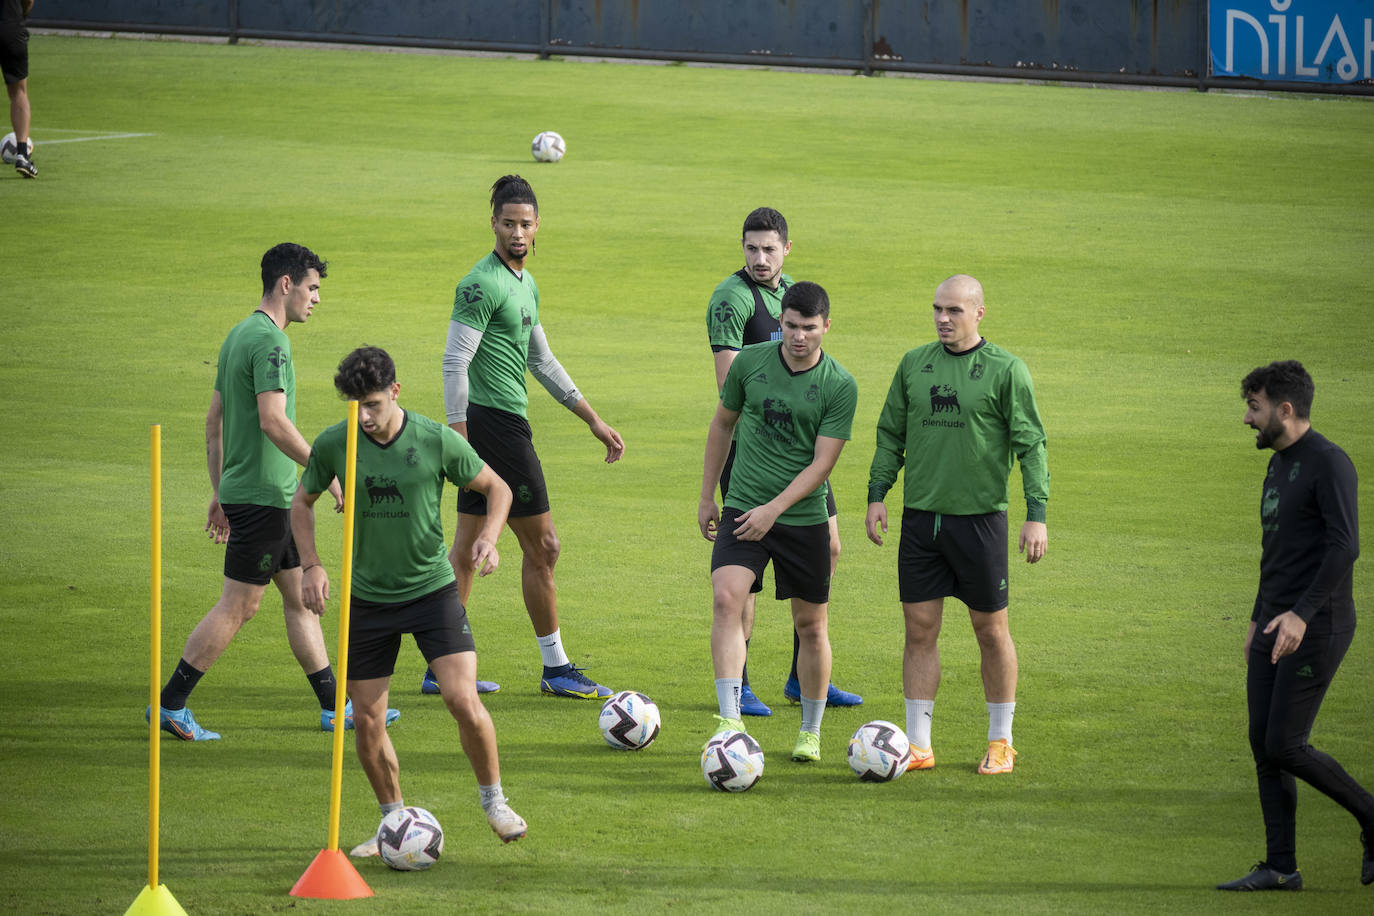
[149,424,161,887]
[328,399,360,851]
[126,426,188,914]
[290,400,371,899]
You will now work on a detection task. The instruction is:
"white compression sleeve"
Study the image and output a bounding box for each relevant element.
[442,320,483,424]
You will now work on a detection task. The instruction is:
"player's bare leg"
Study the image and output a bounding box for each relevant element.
[180,578,269,670]
[790,598,831,761]
[430,648,526,841]
[430,651,499,784]
[273,567,330,673]
[350,676,401,804]
[970,606,1018,773]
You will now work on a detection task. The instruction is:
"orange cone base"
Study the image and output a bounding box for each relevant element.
[124,883,189,916]
[290,848,375,899]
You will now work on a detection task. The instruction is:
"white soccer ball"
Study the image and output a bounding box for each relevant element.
[0,132,29,165]
[599,690,661,750]
[847,720,911,783]
[530,130,565,163]
[377,806,444,871]
[701,730,765,792]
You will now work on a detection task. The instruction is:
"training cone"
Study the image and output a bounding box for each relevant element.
[124,883,188,916]
[290,848,374,899]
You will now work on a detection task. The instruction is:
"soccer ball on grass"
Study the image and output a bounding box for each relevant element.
[598,690,661,750]
[847,720,911,782]
[1,132,31,165]
[377,806,444,871]
[701,730,764,792]
[530,130,565,163]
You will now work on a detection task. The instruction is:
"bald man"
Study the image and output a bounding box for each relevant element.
[865,275,1049,775]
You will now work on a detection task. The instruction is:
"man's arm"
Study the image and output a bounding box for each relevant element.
[866,363,910,545]
[205,390,230,543]
[731,436,846,542]
[454,464,512,578]
[1007,361,1049,562]
[698,403,740,540]
[526,326,626,463]
[290,484,330,615]
[713,349,738,393]
[442,319,483,429]
[258,389,344,511]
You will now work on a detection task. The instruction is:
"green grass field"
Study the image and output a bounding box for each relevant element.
[3,33,1373,915]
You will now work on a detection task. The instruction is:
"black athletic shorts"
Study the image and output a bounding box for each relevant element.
[898,508,1009,612]
[348,582,476,680]
[0,20,27,85]
[721,440,837,518]
[711,506,831,604]
[457,402,550,518]
[221,504,300,585]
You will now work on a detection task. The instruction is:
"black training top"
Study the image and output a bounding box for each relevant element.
[1252,428,1359,637]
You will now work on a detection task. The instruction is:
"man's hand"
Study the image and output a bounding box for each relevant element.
[328,477,345,513]
[471,538,500,578]
[732,502,780,542]
[591,421,625,463]
[1263,610,1307,664]
[301,565,330,614]
[1018,521,1047,563]
[206,498,230,544]
[698,498,720,541]
[865,502,888,546]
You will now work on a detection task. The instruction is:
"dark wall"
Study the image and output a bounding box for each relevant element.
[34,0,1370,94]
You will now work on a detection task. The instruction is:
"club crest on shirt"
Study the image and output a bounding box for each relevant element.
[1288,461,1301,482]
[969,363,985,380]
[405,447,419,468]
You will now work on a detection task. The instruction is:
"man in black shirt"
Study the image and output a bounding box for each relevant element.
[1218,360,1374,892]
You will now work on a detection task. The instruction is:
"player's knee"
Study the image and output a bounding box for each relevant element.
[528,530,560,569]
[829,537,842,566]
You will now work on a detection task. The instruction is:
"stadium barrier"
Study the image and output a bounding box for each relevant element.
[35,3,1372,101]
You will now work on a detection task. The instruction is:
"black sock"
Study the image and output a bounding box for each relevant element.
[307,665,338,710]
[160,658,205,710]
[789,629,801,680]
[741,639,751,688]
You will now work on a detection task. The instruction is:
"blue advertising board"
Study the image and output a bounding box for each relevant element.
[1210,0,1374,82]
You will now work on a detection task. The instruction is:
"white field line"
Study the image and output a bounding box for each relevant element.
[37,132,155,145]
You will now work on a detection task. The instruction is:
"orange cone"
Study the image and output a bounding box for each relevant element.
[289,848,374,899]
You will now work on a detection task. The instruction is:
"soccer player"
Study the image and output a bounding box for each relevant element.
[706,207,862,717]
[1,0,36,177]
[865,274,1048,775]
[292,347,527,849]
[699,281,858,763]
[426,174,625,700]
[149,243,396,740]
[1217,360,1372,891]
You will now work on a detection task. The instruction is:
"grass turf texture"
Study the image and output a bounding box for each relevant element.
[2,33,1372,915]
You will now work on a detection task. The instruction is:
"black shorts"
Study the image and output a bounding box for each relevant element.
[457,402,550,518]
[711,506,831,604]
[348,582,477,680]
[898,509,1009,612]
[721,441,837,518]
[0,21,27,85]
[222,504,300,585]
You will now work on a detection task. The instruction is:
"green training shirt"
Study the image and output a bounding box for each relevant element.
[450,251,540,418]
[300,411,486,603]
[867,340,1048,520]
[720,342,858,526]
[707,270,793,350]
[214,311,298,509]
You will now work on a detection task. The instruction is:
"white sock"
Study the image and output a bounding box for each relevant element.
[537,629,570,668]
[988,701,1015,744]
[715,678,742,720]
[800,696,825,735]
[380,799,404,818]
[478,782,505,814]
[905,698,934,749]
